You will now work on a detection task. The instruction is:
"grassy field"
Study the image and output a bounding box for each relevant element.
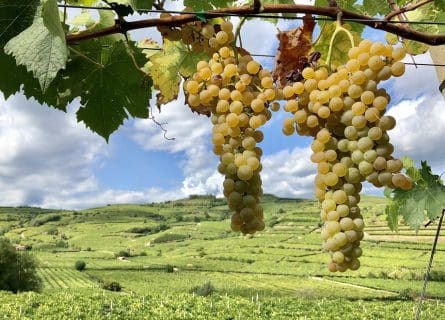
[0,194,444,319]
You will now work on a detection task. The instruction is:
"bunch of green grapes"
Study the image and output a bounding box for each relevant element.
[184,20,280,234]
[158,14,235,56]
[281,40,411,271]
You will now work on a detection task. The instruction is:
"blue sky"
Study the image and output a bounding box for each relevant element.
[0,1,444,209]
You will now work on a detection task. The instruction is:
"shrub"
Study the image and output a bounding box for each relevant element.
[116,250,131,257]
[398,288,417,300]
[46,227,58,235]
[102,281,122,292]
[75,260,86,271]
[152,233,190,243]
[165,264,174,273]
[139,251,147,256]
[429,270,445,281]
[190,281,215,297]
[0,238,42,293]
[31,214,62,226]
[126,224,169,235]
[55,240,68,248]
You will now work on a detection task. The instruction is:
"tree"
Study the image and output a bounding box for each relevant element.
[75,260,87,271]
[0,238,42,293]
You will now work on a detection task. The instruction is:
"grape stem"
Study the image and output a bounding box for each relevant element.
[315,64,332,74]
[326,12,355,67]
[234,17,247,63]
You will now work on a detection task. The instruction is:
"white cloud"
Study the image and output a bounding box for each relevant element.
[388,52,440,101]
[0,94,197,209]
[130,93,222,197]
[386,93,445,173]
[262,147,316,198]
[0,94,106,208]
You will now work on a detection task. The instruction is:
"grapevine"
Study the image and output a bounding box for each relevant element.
[184,19,280,234]
[2,0,444,274]
[280,20,413,271]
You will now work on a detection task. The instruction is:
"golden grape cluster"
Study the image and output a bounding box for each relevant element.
[281,40,411,272]
[158,14,235,55]
[184,20,280,234]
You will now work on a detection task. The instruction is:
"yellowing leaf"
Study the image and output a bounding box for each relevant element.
[314,22,362,68]
[150,39,208,105]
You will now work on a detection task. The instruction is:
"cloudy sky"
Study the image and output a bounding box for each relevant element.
[0,1,444,209]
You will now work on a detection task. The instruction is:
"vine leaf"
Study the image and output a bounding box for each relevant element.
[434,0,445,11]
[402,197,428,231]
[89,9,125,45]
[0,0,40,47]
[4,0,68,92]
[386,159,445,232]
[66,0,98,5]
[314,22,361,68]
[109,0,154,15]
[272,15,315,87]
[400,3,439,55]
[362,0,390,16]
[138,38,160,74]
[386,202,399,232]
[183,0,233,11]
[150,39,208,106]
[69,10,96,27]
[385,32,398,45]
[75,40,152,141]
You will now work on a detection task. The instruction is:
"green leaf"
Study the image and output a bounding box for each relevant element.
[195,11,207,22]
[401,156,414,169]
[403,39,429,55]
[386,160,445,231]
[90,9,124,45]
[434,0,445,10]
[385,32,398,45]
[150,39,208,105]
[402,197,427,231]
[362,0,390,16]
[438,12,445,33]
[314,22,361,67]
[66,0,98,5]
[75,40,152,140]
[0,0,40,47]
[384,187,393,199]
[183,0,233,11]
[4,0,68,92]
[0,49,75,110]
[401,3,439,55]
[386,202,399,232]
[108,0,154,15]
[69,10,96,27]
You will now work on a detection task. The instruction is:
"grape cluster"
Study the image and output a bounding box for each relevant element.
[184,20,280,234]
[281,40,412,271]
[158,14,235,56]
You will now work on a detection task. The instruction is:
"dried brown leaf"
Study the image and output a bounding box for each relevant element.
[272,14,315,88]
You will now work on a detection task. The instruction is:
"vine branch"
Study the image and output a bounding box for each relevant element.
[65,4,445,46]
[385,0,433,22]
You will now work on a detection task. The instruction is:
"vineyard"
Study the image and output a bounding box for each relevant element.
[1,0,445,318]
[1,290,444,320]
[1,195,444,318]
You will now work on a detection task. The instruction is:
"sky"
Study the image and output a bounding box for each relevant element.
[0,1,444,209]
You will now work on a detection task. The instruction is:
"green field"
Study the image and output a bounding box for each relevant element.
[0,195,444,319]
